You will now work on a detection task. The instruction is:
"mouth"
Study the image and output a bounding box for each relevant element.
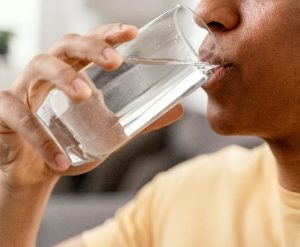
[201,64,232,92]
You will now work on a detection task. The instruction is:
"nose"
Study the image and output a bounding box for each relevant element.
[195,0,240,32]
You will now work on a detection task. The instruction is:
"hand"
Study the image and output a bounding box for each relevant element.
[0,23,183,188]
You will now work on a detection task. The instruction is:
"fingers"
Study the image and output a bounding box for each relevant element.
[20,53,91,102]
[50,34,123,71]
[88,23,138,45]
[19,24,138,104]
[2,23,139,173]
[50,23,138,71]
[19,23,138,104]
[0,90,69,171]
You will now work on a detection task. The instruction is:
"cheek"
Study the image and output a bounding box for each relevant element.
[232,2,300,109]
[205,63,286,136]
[239,0,300,81]
[206,0,300,136]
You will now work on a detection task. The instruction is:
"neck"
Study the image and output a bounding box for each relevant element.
[265,137,300,193]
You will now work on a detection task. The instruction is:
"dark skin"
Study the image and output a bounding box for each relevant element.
[196,0,300,191]
[0,24,183,187]
[0,0,299,246]
[0,24,183,247]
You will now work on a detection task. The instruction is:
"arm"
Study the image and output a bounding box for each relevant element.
[0,23,138,247]
[0,177,57,247]
[0,23,182,247]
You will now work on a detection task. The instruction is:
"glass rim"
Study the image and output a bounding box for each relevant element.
[137,4,223,64]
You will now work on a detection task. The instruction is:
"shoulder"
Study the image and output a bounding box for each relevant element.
[148,143,274,204]
[154,144,270,185]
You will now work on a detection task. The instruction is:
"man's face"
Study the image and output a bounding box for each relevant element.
[196,0,300,139]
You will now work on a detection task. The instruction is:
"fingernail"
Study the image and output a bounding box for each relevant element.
[119,23,126,30]
[54,153,69,169]
[72,78,91,97]
[119,23,132,30]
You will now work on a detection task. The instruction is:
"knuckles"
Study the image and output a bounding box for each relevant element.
[16,111,37,131]
[54,65,77,82]
[61,33,81,43]
[0,90,17,109]
[29,53,51,69]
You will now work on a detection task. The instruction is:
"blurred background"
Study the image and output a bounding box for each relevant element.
[0,0,262,246]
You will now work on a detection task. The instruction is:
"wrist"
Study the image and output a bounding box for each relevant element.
[0,169,59,194]
[0,149,61,188]
[0,173,58,247]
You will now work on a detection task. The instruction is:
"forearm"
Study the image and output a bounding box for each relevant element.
[0,174,59,247]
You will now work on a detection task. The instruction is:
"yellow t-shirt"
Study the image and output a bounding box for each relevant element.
[82,144,300,247]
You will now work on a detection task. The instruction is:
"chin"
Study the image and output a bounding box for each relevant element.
[206,105,243,136]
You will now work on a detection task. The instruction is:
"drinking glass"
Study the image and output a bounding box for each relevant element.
[36,4,223,166]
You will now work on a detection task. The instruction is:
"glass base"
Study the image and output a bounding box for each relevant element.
[37,97,102,166]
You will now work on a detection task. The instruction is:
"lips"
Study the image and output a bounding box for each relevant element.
[198,38,232,92]
[201,64,231,92]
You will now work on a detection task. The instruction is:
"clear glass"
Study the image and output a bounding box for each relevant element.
[36,5,223,166]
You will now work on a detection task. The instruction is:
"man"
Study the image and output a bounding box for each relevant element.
[0,0,299,246]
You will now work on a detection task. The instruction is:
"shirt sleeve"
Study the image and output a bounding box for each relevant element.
[81,145,263,247]
[80,154,212,247]
[81,145,248,247]
[81,180,156,247]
